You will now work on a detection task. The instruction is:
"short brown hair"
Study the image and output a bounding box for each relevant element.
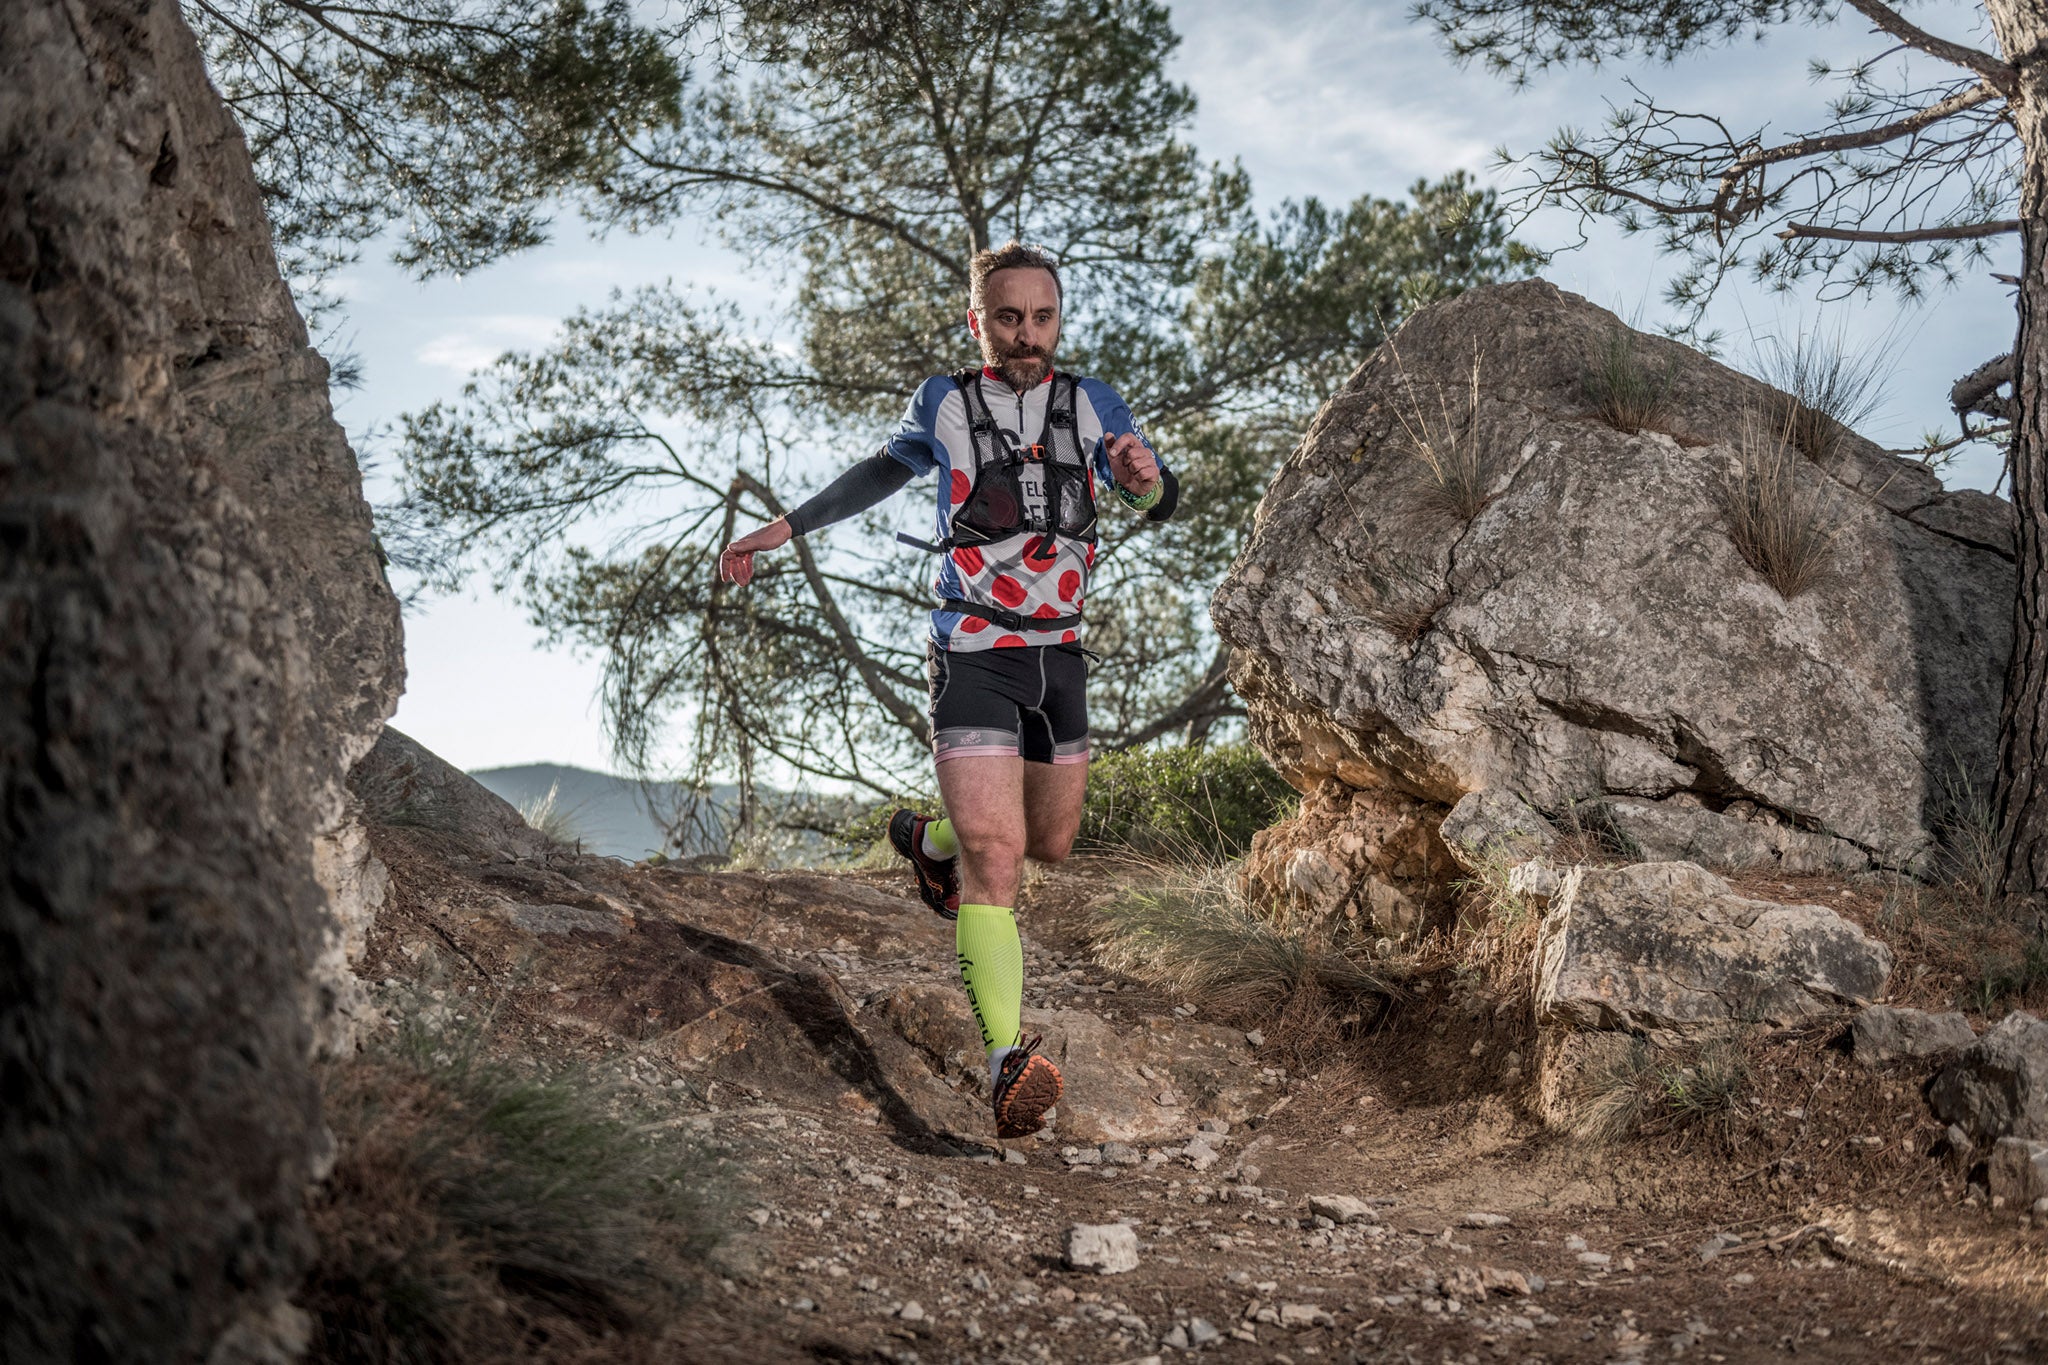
[968,241,1062,311]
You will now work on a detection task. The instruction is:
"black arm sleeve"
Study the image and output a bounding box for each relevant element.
[785,450,915,536]
[1144,466,1181,522]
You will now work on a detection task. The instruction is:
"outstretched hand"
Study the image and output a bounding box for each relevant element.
[718,517,792,586]
[1105,432,1158,494]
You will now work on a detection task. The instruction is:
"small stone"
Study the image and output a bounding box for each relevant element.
[1198,1118,1231,1135]
[1163,1324,1190,1349]
[1479,1267,1531,1296]
[1564,1235,1588,1252]
[747,1207,772,1227]
[1696,1232,1742,1262]
[1575,1251,1610,1267]
[1458,1211,1512,1229]
[1246,1030,1264,1047]
[1102,1141,1143,1166]
[1063,1223,1140,1274]
[898,1301,925,1321]
[1731,1273,1756,1286]
[1279,1303,1333,1328]
[791,1297,816,1312]
[1004,1148,1028,1165]
[1188,1318,1220,1345]
[1307,1194,1379,1225]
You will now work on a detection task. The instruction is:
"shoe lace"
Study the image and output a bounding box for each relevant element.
[997,1034,1044,1091]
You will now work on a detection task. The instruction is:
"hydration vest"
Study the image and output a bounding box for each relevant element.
[897,368,1099,554]
[895,368,1098,635]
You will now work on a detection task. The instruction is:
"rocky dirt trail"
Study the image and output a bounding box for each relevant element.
[353,780,2048,1365]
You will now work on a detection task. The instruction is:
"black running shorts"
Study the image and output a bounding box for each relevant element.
[927,643,1089,766]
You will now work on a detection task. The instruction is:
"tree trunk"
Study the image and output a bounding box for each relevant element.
[1989,0,2048,915]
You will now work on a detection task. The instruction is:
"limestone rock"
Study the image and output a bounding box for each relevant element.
[1440,789,1558,872]
[1851,1005,1976,1067]
[1307,1194,1379,1225]
[1240,782,1450,937]
[350,725,551,864]
[2,0,401,1358]
[1533,862,1892,1034]
[1988,1137,2048,1206]
[1213,280,2011,874]
[1588,796,1867,875]
[1062,1223,1139,1274]
[1931,1012,2048,1143]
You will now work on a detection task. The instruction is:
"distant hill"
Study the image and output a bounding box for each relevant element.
[468,764,732,861]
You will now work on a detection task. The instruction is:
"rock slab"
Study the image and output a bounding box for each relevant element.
[1213,280,2012,878]
[2,0,402,1359]
[1063,1223,1140,1274]
[1988,1137,2048,1206]
[1534,862,1892,1034]
[1852,1005,1976,1066]
[1931,1012,2048,1143]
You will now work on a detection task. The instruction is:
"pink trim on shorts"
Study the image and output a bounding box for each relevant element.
[934,744,1020,763]
[1049,749,1091,765]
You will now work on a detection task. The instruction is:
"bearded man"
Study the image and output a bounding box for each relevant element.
[718,241,1178,1140]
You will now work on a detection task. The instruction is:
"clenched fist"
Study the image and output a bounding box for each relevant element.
[1105,432,1158,494]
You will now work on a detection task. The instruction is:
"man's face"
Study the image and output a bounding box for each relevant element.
[969,267,1060,389]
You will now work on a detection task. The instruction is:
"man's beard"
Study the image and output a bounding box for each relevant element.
[985,342,1050,390]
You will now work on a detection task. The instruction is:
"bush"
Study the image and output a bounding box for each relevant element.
[304,1024,722,1363]
[1079,742,1297,862]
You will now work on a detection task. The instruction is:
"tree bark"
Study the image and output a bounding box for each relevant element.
[1988,0,2048,912]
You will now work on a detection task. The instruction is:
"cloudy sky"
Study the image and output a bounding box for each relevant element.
[333,0,2014,775]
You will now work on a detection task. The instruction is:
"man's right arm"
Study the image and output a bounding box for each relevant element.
[719,378,947,584]
[785,451,915,536]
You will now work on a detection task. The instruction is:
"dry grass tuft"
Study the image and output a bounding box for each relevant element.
[304,1023,722,1363]
[1570,1034,1750,1148]
[1448,847,1547,1005]
[1719,407,1846,599]
[518,780,587,849]
[1390,342,1504,521]
[1584,327,1675,434]
[1092,862,1401,1057]
[1751,321,1892,467]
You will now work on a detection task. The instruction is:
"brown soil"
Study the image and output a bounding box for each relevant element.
[336,828,2048,1364]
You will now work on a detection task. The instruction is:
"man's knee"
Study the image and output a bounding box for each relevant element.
[1025,828,1077,864]
[964,830,1028,877]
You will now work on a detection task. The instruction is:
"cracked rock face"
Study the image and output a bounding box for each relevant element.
[2,1,401,1359]
[1533,862,1893,1035]
[1212,280,2012,875]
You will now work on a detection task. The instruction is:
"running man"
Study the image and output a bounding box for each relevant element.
[717,241,1179,1140]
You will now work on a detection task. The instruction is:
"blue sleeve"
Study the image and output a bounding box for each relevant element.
[882,377,949,477]
[1077,377,1162,486]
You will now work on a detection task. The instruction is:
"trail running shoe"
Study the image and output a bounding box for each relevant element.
[888,808,960,920]
[992,1036,1063,1139]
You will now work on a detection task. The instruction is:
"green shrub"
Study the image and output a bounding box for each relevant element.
[1079,742,1297,862]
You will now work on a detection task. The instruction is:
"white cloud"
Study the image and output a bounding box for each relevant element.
[414,313,565,373]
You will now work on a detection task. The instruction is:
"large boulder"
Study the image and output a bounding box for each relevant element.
[1533,862,1893,1035]
[2,2,402,1360]
[1931,1011,2048,1144]
[1212,280,2011,879]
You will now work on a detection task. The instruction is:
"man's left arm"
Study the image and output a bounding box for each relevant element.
[1081,379,1179,522]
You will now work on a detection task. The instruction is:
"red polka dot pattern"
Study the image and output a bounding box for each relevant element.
[949,470,971,504]
[991,575,1027,609]
[1057,570,1080,602]
[952,546,985,575]
[995,634,1027,648]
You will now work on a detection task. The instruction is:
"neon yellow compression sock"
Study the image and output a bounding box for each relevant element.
[921,816,958,860]
[955,903,1022,1069]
